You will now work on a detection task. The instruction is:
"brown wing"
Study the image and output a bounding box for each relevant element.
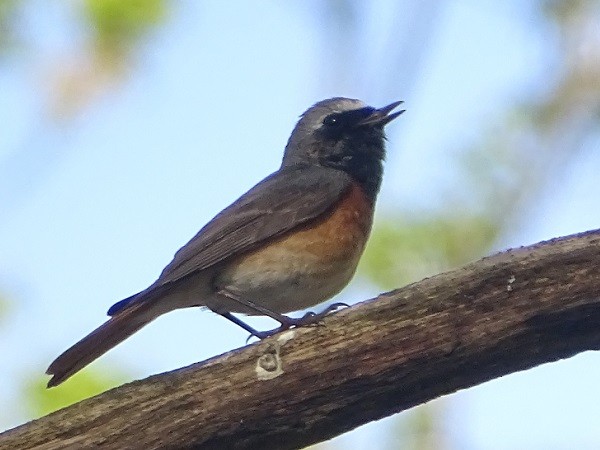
[106,165,352,316]
[156,165,352,286]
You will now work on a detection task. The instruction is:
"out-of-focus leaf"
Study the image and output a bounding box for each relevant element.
[360,215,498,289]
[387,403,449,450]
[0,295,10,324]
[0,0,19,54]
[83,0,168,55]
[46,0,170,120]
[23,367,128,417]
[543,0,591,22]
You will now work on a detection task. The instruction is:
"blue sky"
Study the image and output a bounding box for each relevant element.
[1,1,600,448]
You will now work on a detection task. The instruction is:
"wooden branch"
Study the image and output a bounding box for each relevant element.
[2,229,600,450]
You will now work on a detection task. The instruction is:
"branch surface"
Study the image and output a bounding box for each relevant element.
[2,229,600,450]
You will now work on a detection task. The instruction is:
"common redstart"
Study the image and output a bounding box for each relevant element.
[46,97,404,387]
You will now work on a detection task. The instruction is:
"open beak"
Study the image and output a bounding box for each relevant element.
[356,100,405,127]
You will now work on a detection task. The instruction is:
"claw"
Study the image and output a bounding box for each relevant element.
[288,302,350,327]
[243,302,350,342]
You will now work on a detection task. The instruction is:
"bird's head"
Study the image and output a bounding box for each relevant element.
[282,97,404,196]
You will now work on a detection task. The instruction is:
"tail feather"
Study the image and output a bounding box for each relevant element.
[46,301,158,387]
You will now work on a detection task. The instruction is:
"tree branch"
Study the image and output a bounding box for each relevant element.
[2,229,600,450]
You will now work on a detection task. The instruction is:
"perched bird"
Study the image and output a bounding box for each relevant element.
[46,97,404,387]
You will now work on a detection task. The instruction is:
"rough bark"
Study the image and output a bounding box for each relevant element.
[2,229,600,450]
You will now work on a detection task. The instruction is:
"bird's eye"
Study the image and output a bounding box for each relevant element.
[323,114,342,127]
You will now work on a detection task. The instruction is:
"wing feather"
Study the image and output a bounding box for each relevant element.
[155,165,352,286]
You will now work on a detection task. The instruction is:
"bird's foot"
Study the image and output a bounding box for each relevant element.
[246,302,349,341]
[291,302,349,327]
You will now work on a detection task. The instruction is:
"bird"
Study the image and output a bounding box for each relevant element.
[46,97,404,387]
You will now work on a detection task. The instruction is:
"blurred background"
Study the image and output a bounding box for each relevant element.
[1,0,599,448]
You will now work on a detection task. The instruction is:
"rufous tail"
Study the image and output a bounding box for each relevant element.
[46,301,158,387]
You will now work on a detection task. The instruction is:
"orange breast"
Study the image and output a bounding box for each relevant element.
[278,181,374,262]
[216,182,375,313]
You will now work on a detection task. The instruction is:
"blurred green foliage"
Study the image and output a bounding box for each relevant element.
[0,0,170,120]
[23,369,127,418]
[387,403,448,450]
[0,294,9,325]
[83,0,168,57]
[0,291,124,421]
[362,216,497,290]
[0,0,18,53]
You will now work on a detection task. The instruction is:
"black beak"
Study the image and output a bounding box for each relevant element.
[356,101,405,127]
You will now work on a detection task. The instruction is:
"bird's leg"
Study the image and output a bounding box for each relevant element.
[215,310,290,341]
[217,289,349,339]
[217,312,270,339]
[217,289,295,324]
[216,289,298,339]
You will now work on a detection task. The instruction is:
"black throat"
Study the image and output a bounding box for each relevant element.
[341,154,384,204]
[316,142,384,204]
[318,122,387,204]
